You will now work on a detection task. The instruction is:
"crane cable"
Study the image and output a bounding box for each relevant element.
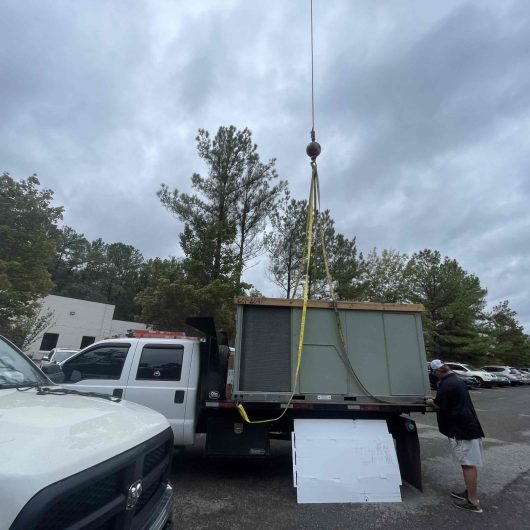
[236,165,318,424]
[236,1,415,425]
[236,1,320,425]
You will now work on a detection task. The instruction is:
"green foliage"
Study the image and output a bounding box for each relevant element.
[263,193,306,298]
[52,234,145,321]
[403,249,488,362]
[0,173,63,343]
[150,125,285,338]
[486,301,530,365]
[50,226,90,295]
[360,248,409,303]
[326,232,364,300]
[264,194,362,300]
[135,259,237,337]
[158,126,284,289]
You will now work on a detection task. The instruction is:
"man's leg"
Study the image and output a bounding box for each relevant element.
[461,465,478,504]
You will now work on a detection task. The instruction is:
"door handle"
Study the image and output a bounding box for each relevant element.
[174,390,185,403]
[113,388,123,398]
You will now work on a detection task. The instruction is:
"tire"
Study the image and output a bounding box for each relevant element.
[474,377,485,387]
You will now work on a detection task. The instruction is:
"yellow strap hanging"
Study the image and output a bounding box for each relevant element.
[237,164,319,424]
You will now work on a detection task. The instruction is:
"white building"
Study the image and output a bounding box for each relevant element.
[26,295,148,360]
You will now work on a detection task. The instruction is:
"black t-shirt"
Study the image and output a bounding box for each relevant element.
[434,373,485,440]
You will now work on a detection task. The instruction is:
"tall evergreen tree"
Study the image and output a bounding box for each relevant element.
[487,300,530,365]
[158,126,283,288]
[50,226,90,295]
[361,248,409,303]
[264,194,307,298]
[404,249,488,361]
[264,195,362,300]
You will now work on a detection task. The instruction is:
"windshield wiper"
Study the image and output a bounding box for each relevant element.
[0,381,42,390]
[36,386,121,402]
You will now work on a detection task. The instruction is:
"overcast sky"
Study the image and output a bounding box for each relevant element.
[1,1,530,331]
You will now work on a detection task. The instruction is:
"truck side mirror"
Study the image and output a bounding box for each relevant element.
[70,370,82,383]
[42,362,65,384]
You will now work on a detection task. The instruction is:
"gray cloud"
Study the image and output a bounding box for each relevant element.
[1,0,530,331]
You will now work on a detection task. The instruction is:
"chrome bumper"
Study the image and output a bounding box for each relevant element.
[143,483,174,530]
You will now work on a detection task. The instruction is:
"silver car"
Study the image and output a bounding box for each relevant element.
[481,365,523,386]
[42,348,80,364]
[444,362,496,387]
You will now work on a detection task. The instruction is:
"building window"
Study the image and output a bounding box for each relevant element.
[136,345,184,381]
[39,333,59,351]
[80,336,96,349]
[63,345,130,382]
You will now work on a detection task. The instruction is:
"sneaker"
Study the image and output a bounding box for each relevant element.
[453,497,483,513]
[450,489,468,501]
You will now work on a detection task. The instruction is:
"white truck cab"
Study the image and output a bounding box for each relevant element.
[57,337,201,446]
[0,335,174,530]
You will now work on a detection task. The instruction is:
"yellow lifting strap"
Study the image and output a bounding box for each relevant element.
[236,163,320,424]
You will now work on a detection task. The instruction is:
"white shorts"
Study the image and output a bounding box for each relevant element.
[448,438,483,467]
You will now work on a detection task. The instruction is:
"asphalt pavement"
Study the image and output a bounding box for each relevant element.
[170,385,530,529]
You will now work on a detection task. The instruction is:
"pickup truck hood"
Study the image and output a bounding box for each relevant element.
[0,388,170,529]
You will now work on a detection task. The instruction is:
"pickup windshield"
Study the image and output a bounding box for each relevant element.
[0,336,49,388]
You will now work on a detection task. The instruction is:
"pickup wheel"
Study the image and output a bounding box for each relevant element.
[474,377,485,387]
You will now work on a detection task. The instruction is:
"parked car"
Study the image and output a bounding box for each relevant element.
[520,372,530,384]
[457,374,481,389]
[481,365,524,385]
[427,363,480,389]
[512,367,530,384]
[444,362,496,387]
[42,347,80,364]
[518,368,530,384]
[492,374,511,387]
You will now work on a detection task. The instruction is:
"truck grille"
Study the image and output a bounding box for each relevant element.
[11,427,173,530]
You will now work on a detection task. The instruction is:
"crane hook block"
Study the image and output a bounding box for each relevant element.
[306,141,321,160]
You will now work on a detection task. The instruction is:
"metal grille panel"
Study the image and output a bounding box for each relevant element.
[239,305,291,391]
[143,442,166,476]
[35,470,124,530]
[13,428,174,530]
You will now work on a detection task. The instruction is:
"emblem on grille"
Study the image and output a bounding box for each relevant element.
[126,480,143,510]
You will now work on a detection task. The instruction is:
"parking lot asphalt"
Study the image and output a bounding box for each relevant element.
[170,385,530,530]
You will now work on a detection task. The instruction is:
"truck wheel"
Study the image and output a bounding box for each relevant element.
[218,345,230,389]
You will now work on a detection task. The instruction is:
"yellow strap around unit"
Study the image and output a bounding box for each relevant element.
[236,163,319,424]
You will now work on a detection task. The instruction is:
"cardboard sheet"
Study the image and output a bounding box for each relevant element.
[292,419,402,504]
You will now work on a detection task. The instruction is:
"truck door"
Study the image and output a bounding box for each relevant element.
[60,342,136,399]
[123,341,192,445]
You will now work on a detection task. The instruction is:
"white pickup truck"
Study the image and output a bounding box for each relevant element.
[43,301,430,492]
[0,335,174,530]
[52,335,202,446]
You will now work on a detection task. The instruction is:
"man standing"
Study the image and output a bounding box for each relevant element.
[425,359,485,513]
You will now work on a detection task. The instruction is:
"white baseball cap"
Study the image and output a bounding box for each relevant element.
[430,359,444,370]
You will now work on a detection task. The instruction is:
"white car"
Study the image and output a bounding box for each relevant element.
[481,365,524,385]
[42,347,80,364]
[444,362,496,387]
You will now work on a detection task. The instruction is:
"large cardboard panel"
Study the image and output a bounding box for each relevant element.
[292,419,402,504]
